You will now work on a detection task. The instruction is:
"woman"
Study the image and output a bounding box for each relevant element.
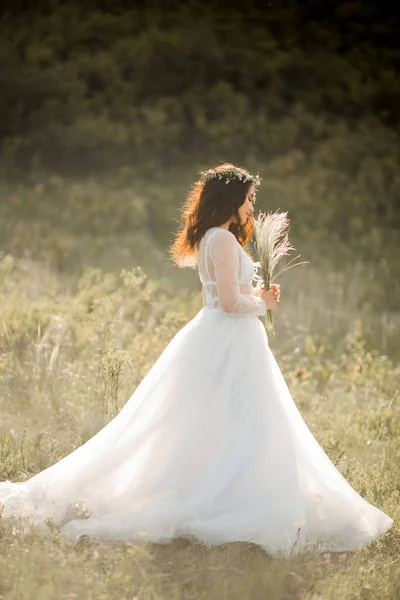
[0,163,393,557]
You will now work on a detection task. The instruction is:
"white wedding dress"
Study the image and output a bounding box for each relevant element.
[0,227,393,557]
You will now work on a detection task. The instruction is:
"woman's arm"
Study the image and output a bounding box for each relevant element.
[209,229,267,316]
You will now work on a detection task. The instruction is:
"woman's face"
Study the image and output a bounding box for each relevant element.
[237,184,256,225]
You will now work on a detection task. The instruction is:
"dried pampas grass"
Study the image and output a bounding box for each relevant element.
[253,210,309,334]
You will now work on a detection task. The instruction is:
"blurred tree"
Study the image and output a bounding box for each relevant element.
[0,0,398,234]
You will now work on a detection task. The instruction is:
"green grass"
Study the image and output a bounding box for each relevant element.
[0,249,399,599]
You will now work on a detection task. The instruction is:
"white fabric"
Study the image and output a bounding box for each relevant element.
[198,227,267,315]
[0,227,393,556]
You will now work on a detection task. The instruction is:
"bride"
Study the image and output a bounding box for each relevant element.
[0,163,393,557]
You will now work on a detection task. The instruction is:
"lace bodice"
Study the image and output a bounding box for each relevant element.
[197,227,267,316]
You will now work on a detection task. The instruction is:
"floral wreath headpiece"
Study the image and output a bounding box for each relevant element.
[199,166,262,187]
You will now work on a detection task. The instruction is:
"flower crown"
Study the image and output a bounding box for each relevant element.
[199,166,262,187]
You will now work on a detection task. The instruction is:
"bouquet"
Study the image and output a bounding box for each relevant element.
[253,210,309,334]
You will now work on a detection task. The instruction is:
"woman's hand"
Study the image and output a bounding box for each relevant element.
[254,283,280,309]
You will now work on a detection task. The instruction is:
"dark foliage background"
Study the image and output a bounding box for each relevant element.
[0,0,399,309]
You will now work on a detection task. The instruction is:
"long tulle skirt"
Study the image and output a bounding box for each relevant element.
[0,307,393,557]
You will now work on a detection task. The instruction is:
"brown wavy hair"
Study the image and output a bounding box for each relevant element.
[170,163,259,268]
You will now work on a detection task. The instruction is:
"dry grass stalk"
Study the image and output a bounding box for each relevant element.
[253,210,309,334]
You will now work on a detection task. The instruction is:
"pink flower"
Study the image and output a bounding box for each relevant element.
[339,552,346,561]
[298,589,307,597]
[323,552,331,563]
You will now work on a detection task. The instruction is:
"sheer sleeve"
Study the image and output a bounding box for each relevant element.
[209,229,267,316]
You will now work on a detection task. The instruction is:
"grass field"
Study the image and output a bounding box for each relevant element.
[0,238,399,599]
